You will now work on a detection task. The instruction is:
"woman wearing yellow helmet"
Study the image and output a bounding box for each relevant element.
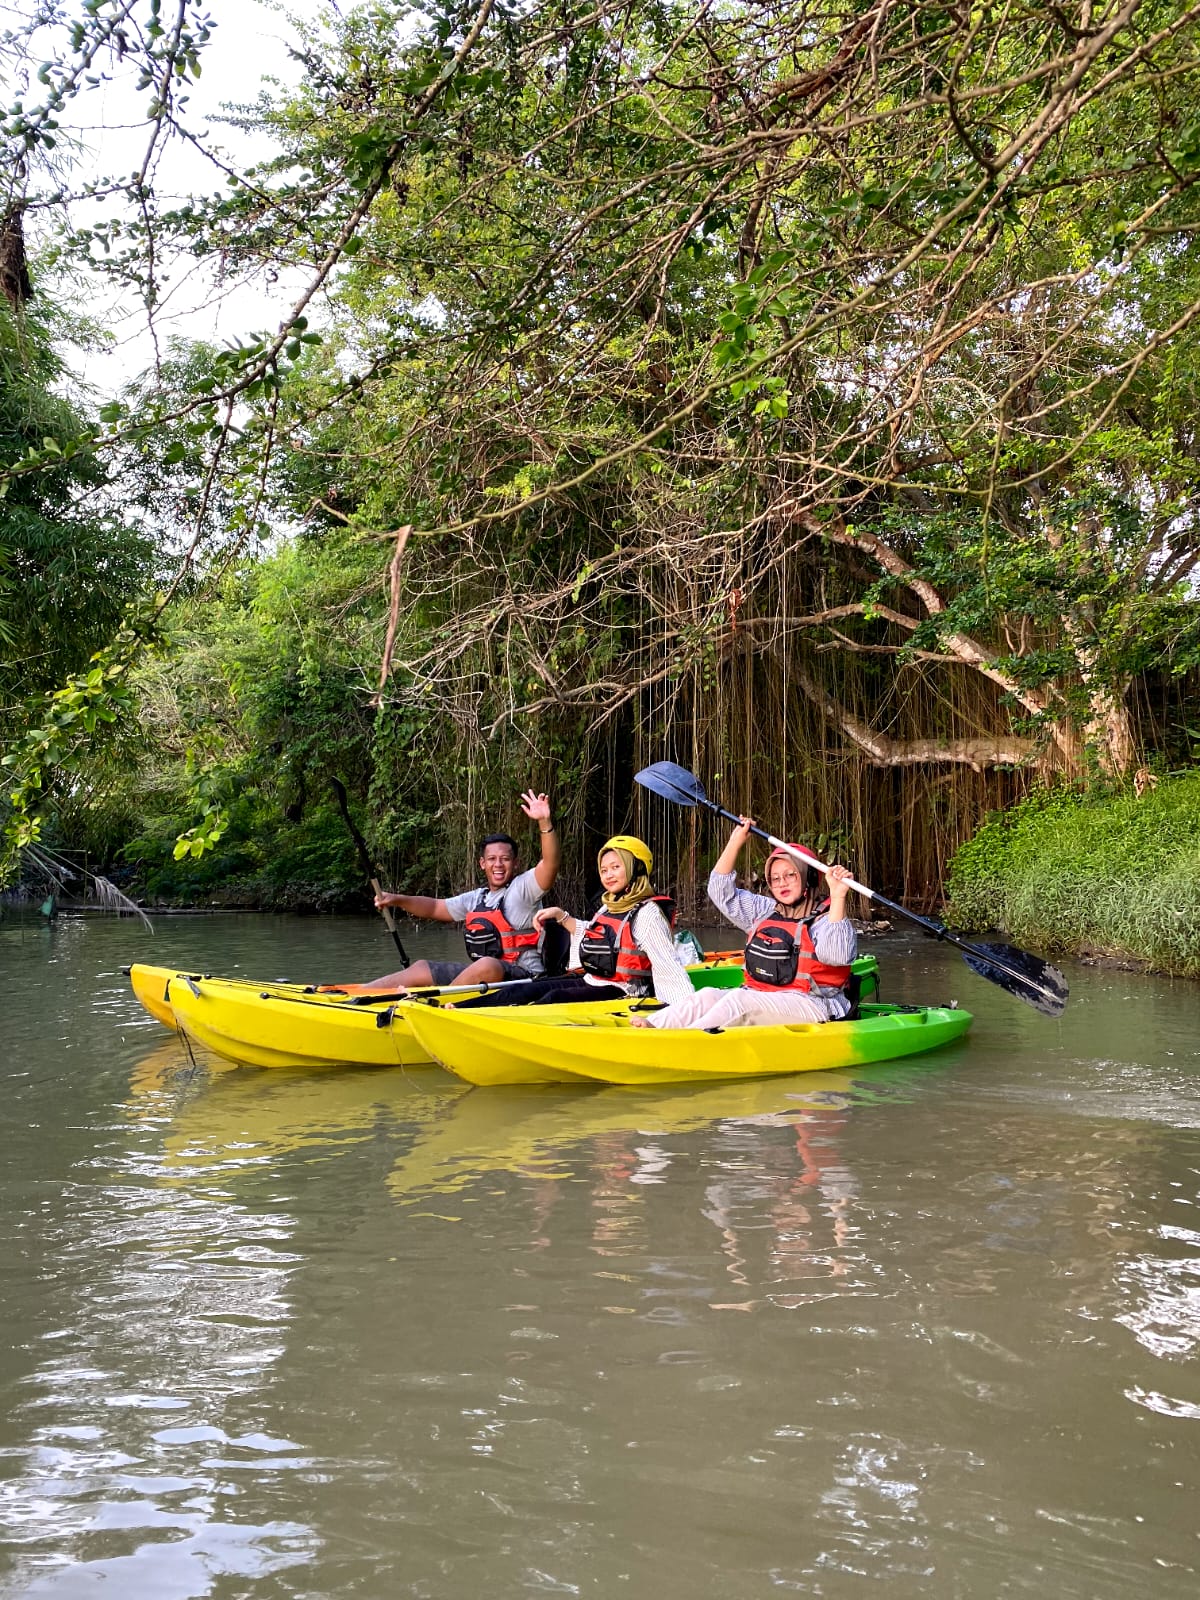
[522,835,696,1008]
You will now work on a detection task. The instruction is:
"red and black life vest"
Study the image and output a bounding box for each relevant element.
[743,908,852,995]
[579,896,675,985]
[463,889,541,964]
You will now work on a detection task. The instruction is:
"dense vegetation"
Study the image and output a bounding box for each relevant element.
[947,772,1200,974]
[3,1,1200,932]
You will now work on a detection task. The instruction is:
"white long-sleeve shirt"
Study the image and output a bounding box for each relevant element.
[707,868,857,994]
[567,899,695,1005]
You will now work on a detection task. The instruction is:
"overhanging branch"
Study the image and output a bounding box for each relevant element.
[794,666,1041,771]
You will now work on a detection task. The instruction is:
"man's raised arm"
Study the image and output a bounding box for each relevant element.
[521,790,559,892]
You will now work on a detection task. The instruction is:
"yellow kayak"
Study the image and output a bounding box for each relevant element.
[131,962,615,1068]
[130,962,191,1029]
[129,963,417,1033]
[127,951,768,1071]
[401,998,972,1087]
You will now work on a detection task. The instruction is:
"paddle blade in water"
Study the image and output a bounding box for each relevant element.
[960,941,1069,1018]
[633,762,708,807]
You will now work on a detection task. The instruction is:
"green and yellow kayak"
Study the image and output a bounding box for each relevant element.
[402,997,971,1087]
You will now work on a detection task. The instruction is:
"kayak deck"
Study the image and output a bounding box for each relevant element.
[402,999,972,1086]
[129,964,397,1031]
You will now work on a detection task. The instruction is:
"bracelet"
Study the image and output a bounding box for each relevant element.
[540,825,555,833]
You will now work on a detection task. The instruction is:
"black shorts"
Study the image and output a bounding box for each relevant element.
[422,959,533,988]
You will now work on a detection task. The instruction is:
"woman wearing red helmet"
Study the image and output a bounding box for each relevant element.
[630,815,857,1031]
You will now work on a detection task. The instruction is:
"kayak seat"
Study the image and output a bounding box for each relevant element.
[845,970,863,1021]
[541,917,571,977]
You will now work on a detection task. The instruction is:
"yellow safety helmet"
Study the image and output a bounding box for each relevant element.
[599,834,654,878]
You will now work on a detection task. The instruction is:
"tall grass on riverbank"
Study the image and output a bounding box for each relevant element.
[946,774,1200,977]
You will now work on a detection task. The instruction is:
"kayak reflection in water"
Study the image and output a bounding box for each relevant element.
[629,815,858,1031]
[347,790,560,991]
[706,1104,859,1308]
[461,835,694,1010]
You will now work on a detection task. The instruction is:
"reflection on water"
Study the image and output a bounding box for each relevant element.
[2,914,1200,1598]
[385,1070,912,1314]
[1116,1223,1200,1365]
[2,1048,317,1596]
[385,1072,879,1200]
[126,1039,467,1182]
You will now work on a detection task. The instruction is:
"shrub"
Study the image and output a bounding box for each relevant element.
[945,773,1200,976]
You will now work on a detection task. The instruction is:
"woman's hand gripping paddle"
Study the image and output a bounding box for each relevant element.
[634,761,1068,1018]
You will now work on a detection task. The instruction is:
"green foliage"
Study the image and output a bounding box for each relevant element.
[7,0,1200,905]
[0,304,153,708]
[946,775,1200,976]
[116,537,379,877]
[122,795,363,910]
[0,297,161,884]
[105,532,503,900]
[0,613,160,881]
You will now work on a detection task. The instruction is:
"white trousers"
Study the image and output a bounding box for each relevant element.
[647,987,839,1030]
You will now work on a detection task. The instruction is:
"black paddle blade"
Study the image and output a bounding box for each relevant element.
[633,762,708,807]
[960,941,1069,1018]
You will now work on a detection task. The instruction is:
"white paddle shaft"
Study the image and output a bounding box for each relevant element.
[413,975,538,997]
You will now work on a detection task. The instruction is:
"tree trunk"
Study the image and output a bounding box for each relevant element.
[1084,681,1137,779]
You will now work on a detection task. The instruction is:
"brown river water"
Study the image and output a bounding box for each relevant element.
[1,910,1198,1598]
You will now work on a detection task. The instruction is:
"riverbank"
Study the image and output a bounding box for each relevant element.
[945,771,1200,979]
[20,770,1200,979]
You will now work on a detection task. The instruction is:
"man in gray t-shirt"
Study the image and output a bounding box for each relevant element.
[365,791,559,990]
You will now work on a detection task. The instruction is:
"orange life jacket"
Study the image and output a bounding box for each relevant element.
[579,897,675,986]
[463,890,541,964]
[743,908,852,995]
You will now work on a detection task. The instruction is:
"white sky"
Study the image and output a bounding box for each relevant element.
[15,0,329,396]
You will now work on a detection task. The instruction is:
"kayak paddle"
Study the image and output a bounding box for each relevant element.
[164,973,551,1011]
[370,876,411,967]
[329,776,411,965]
[243,974,558,1017]
[634,761,1068,1018]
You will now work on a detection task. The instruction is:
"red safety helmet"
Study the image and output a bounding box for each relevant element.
[764,842,821,893]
